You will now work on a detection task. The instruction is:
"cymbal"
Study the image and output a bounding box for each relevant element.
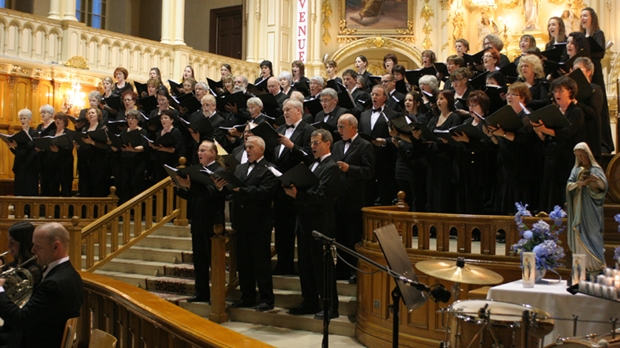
[415,258,504,285]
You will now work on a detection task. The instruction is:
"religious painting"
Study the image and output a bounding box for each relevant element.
[341,0,413,35]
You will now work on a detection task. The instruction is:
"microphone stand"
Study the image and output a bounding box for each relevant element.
[312,231,434,348]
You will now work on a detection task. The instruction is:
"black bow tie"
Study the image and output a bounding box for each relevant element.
[343,139,352,144]
[285,124,295,129]
[248,161,257,166]
[372,108,382,113]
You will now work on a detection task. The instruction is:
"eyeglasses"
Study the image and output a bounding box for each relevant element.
[468,103,479,108]
[381,80,393,84]
[336,124,350,129]
[319,98,334,103]
[310,141,324,146]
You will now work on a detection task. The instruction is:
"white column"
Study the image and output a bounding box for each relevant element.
[172,0,186,46]
[160,0,172,44]
[245,0,257,63]
[61,0,78,21]
[48,0,61,20]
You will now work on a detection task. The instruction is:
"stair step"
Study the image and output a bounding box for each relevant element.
[116,246,192,263]
[135,235,192,250]
[227,306,355,336]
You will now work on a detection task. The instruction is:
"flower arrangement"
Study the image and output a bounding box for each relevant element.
[511,203,566,271]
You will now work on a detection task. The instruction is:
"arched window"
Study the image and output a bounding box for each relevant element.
[76,0,106,29]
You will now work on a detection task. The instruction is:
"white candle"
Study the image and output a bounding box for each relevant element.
[597,275,606,285]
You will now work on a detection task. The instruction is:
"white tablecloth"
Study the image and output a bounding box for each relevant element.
[487,279,620,346]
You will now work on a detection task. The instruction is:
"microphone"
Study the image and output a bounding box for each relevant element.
[429,284,452,303]
[311,230,323,239]
[398,277,451,303]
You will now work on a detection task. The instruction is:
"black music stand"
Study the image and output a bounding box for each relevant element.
[374,224,427,348]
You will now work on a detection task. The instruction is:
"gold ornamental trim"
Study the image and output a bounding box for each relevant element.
[64,56,89,70]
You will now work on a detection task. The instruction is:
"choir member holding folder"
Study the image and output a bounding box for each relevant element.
[489,83,542,214]
[110,109,148,204]
[43,113,74,197]
[6,109,39,196]
[531,76,585,213]
[426,90,460,213]
[451,91,496,215]
[75,108,109,197]
[35,104,56,196]
[545,17,567,50]
[150,109,184,182]
[517,55,550,111]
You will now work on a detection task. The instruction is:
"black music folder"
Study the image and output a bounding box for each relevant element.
[304,98,323,117]
[102,96,122,111]
[210,170,246,189]
[279,162,319,191]
[33,134,72,151]
[249,121,280,150]
[411,122,437,142]
[484,105,523,132]
[541,43,567,63]
[527,104,571,129]
[138,95,158,115]
[449,123,487,141]
[0,130,32,145]
[189,117,214,137]
[567,68,594,102]
[389,117,413,135]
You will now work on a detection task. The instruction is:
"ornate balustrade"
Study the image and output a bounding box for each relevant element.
[0,8,258,86]
[79,271,273,348]
[76,176,187,272]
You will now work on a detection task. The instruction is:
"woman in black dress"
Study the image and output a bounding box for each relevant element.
[112,67,133,96]
[532,77,585,212]
[580,7,613,153]
[111,109,148,204]
[149,109,184,182]
[255,60,273,84]
[35,104,56,196]
[76,108,109,197]
[393,91,428,211]
[426,90,461,213]
[517,54,550,111]
[46,113,74,196]
[8,109,39,196]
[546,16,567,50]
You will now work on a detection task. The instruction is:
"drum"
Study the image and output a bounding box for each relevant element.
[447,299,554,348]
[544,334,620,347]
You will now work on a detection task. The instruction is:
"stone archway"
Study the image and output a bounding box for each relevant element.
[329,36,422,75]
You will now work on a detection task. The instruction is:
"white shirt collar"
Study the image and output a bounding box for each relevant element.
[43,256,70,279]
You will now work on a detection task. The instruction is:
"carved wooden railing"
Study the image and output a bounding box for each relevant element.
[77,176,187,272]
[209,224,238,323]
[0,8,258,87]
[79,271,273,348]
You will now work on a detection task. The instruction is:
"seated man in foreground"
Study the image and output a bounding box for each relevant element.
[0,222,84,348]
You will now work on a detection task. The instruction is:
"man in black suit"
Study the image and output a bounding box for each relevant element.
[0,222,83,348]
[271,99,314,275]
[332,114,375,283]
[382,73,405,113]
[187,94,229,159]
[175,140,226,303]
[314,88,346,129]
[230,136,278,311]
[285,129,340,319]
[359,84,399,206]
[268,77,288,107]
[342,69,370,117]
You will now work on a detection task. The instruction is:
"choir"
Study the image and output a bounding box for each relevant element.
[3,8,613,219]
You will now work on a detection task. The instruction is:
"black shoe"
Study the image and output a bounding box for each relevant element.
[231,299,256,308]
[186,295,210,303]
[255,302,274,311]
[288,304,319,315]
[348,275,357,284]
[314,310,340,320]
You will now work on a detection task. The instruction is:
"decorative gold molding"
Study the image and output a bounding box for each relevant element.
[7,75,16,88]
[395,21,415,36]
[499,0,519,8]
[439,0,454,10]
[64,56,89,70]
[420,2,434,22]
[31,78,39,91]
[548,0,566,4]
[339,19,357,36]
[321,0,332,46]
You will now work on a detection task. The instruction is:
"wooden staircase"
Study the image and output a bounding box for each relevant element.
[91,222,358,337]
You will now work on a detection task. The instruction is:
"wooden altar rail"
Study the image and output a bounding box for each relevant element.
[79,271,273,348]
[362,205,568,257]
[78,176,187,273]
[0,188,118,220]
